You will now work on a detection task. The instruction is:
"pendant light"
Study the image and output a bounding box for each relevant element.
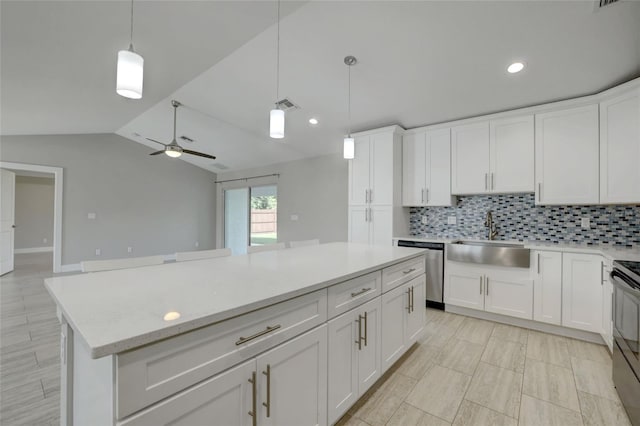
[343,56,357,159]
[269,0,284,139]
[116,0,144,99]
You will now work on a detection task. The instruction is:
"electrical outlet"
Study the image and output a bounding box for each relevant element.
[127,247,132,253]
[290,214,299,221]
[421,215,428,225]
[448,216,457,225]
[194,241,199,248]
[95,248,101,256]
[581,217,590,229]
[87,212,96,220]
[43,238,47,244]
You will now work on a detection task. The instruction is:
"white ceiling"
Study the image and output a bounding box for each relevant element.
[3,1,640,173]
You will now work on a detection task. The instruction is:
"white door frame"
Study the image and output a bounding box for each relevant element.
[0,161,64,273]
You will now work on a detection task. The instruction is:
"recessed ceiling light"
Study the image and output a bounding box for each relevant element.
[309,118,319,125]
[163,311,181,321]
[507,62,525,74]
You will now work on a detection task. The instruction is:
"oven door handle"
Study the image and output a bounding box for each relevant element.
[611,270,640,299]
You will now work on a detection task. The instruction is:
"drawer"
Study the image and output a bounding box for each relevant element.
[327,271,381,319]
[116,289,327,419]
[382,256,425,292]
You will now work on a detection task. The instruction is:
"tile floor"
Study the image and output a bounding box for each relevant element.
[338,309,632,426]
[0,255,633,426]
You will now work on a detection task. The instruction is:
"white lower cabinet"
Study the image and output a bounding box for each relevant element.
[532,251,563,325]
[601,261,614,352]
[445,262,533,320]
[562,253,603,333]
[381,275,425,371]
[327,298,381,424]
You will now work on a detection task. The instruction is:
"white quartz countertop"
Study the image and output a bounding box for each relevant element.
[45,243,425,359]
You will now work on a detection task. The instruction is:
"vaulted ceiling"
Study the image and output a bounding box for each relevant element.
[3,1,640,172]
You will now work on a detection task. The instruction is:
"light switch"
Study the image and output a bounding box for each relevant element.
[43,238,48,244]
[194,241,199,248]
[127,247,132,253]
[95,248,101,256]
[448,216,457,225]
[88,212,96,220]
[290,214,299,221]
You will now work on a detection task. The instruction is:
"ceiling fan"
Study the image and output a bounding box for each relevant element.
[147,100,216,160]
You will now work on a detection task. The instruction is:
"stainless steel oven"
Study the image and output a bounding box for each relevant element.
[612,260,640,426]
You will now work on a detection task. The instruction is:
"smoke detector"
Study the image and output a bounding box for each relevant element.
[275,98,300,112]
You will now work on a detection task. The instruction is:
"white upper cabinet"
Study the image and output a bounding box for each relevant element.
[600,89,640,204]
[451,122,490,194]
[348,133,394,206]
[535,104,599,205]
[451,116,534,195]
[349,136,372,205]
[402,128,454,206]
[489,115,534,193]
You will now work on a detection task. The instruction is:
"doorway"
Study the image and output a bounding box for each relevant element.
[223,184,278,255]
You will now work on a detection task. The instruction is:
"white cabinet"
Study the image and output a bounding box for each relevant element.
[445,262,533,320]
[601,260,614,352]
[535,104,599,205]
[381,275,425,371]
[402,128,454,206]
[600,89,640,204]
[451,115,534,195]
[562,253,603,333]
[257,325,327,426]
[120,359,255,426]
[327,298,381,424]
[489,115,534,193]
[532,251,563,326]
[348,126,407,246]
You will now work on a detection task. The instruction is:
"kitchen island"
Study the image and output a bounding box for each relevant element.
[45,242,427,426]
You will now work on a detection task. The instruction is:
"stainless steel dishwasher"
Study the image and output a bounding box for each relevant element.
[397,240,445,310]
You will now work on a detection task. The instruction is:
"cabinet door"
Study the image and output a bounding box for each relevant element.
[402,132,427,206]
[406,275,426,344]
[600,90,640,204]
[601,262,614,352]
[348,206,370,244]
[535,105,599,205]
[258,325,327,426]
[349,136,370,205]
[562,253,603,333]
[427,128,454,206]
[357,298,382,395]
[370,132,394,205]
[451,122,490,194]
[370,206,393,246]
[444,265,484,310]
[120,359,255,426]
[381,283,408,372]
[533,251,563,325]
[490,115,534,193]
[327,312,358,424]
[484,270,533,320]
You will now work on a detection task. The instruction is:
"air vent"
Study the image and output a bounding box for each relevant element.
[595,0,620,8]
[275,98,300,112]
[211,163,229,170]
[179,135,194,143]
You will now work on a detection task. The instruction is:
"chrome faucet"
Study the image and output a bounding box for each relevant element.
[484,211,499,240]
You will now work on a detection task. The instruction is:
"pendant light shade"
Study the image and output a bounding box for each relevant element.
[270,108,285,139]
[116,48,144,99]
[116,0,143,99]
[343,137,355,160]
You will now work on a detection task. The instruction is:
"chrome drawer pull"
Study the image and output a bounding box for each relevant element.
[355,316,362,350]
[403,268,416,275]
[248,372,257,426]
[351,287,372,298]
[262,364,271,417]
[236,325,281,346]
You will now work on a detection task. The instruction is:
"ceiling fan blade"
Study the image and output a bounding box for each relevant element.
[149,150,166,156]
[146,138,168,146]
[183,149,216,160]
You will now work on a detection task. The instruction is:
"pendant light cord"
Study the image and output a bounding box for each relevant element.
[129,0,135,50]
[275,0,281,104]
[348,64,351,137]
[173,104,177,141]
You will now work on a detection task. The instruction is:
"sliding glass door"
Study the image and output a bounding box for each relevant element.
[224,185,277,255]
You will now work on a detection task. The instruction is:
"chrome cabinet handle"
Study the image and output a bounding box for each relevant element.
[538,183,542,202]
[369,208,373,222]
[363,311,368,346]
[355,316,362,350]
[421,188,425,203]
[480,276,483,294]
[403,268,416,275]
[410,286,415,312]
[365,189,369,203]
[601,262,604,285]
[537,253,541,274]
[364,208,368,222]
[236,325,281,346]
[485,173,488,190]
[351,287,371,298]
[262,365,271,417]
[406,288,412,313]
[369,189,373,203]
[248,372,257,426]
[426,188,429,203]
[491,173,494,190]
[486,277,489,295]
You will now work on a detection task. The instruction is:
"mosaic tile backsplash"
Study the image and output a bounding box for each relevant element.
[409,194,640,247]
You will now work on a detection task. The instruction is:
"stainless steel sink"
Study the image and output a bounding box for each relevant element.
[447,240,530,268]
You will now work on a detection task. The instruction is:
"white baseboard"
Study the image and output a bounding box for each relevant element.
[15,247,53,254]
[59,263,81,273]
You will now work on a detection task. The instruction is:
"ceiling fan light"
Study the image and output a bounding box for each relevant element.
[269,108,285,139]
[165,150,182,158]
[116,49,144,99]
[343,137,355,160]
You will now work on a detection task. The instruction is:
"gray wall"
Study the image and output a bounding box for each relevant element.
[217,153,348,245]
[14,176,55,250]
[1,134,217,265]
